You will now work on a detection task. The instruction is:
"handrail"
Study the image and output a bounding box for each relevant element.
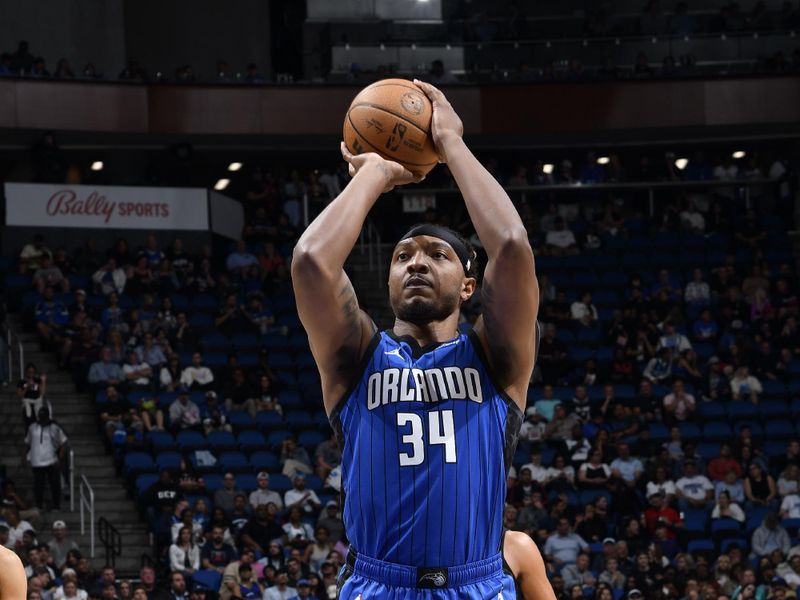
[79,474,95,558]
[3,323,24,381]
[98,517,122,568]
[69,450,75,512]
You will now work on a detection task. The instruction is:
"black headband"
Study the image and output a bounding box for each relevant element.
[399,224,473,274]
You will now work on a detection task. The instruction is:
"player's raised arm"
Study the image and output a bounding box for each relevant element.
[292,144,419,414]
[504,531,557,600]
[415,80,539,411]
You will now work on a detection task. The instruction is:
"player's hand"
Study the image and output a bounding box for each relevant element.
[413,79,463,163]
[340,142,421,193]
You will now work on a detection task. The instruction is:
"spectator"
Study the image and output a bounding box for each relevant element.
[610,443,644,489]
[219,548,255,600]
[570,292,599,328]
[20,234,52,273]
[280,437,313,479]
[99,386,136,443]
[752,513,791,558]
[314,434,341,481]
[646,465,677,504]
[136,333,167,371]
[778,464,800,497]
[599,557,626,590]
[249,472,283,511]
[200,526,237,573]
[35,287,70,346]
[237,564,261,600]
[169,526,199,575]
[24,406,67,511]
[240,503,283,556]
[675,459,714,512]
[663,379,695,423]
[214,473,245,515]
[284,475,321,516]
[226,241,258,275]
[168,388,201,431]
[122,350,153,390]
[263,572,295,600]
[708,444,744,482]
[17,363,48,427]
[92,258,126,295]
[545,404,581,442]
[223,368,257,418]
[545,217,579,256]
[179,353,214,390]
[745,463,778,510]
[33,255,70,294]
[578,450,611,490]
[160,355,182,391]
[693,310,719,342]
[643,348,673,384]
[684,269,710,308]
[561,553,596,590]
[730,366,763,403]
[712,490,746,523]
[643,492,682,538]
[543,518,589,567]
[657,322,692,354]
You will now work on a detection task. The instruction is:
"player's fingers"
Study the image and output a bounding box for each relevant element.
[413,79,447,105]
[340,141,353,162]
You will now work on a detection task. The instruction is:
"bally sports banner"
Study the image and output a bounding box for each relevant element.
[4,182,209,230]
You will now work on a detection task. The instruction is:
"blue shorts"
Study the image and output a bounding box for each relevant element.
[337,550,517,599]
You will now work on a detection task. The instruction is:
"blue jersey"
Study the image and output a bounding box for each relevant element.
[331,329,522,567]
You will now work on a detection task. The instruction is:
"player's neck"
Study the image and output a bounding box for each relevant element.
[392,316,460,348]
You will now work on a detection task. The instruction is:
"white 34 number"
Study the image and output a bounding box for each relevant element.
[397,410,457,466]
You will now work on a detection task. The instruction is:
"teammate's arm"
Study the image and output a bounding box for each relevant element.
[504,531,557,600]
[292,145,419,414]
[0,546,27,600]
[415,81,538,411]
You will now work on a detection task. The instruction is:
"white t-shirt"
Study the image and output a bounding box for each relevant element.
[781,494,800,519]
[519,421,546,443]
[25,423,67,467]
[545,230,577,249]
[520,463,549,484]
[676,475,714,501]
[646,480,677,498]
[123,362,151,386]
[6,519,34,548]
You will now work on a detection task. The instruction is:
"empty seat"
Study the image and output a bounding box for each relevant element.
[765,420,795,439]
[702,422,732,441]
[238,431,267,454]
[124,452,155,477]
[285,411,314,431]
[255,411,284,431]
[218,452,250,473]
[207,431,238,452]
[155,451,182,472]
[249,451,280,472]
[176,431,206,452]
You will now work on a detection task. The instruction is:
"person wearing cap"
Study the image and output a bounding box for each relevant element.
[519,407,546,444]
[286,578,317,600]
[316,501,344,544]
[627,589,643,599]
[47,520,79,571]
[676,459,714,511]
[168,389,201,432]
[201,392,230,435]
[179,353,214,391]
[53,568,87,600]
[249,473,283,511]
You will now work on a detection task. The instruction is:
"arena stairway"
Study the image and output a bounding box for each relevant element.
[0,314,152,576]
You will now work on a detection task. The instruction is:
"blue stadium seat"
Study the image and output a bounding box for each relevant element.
[764,441,788,458]
[176,431,206,452]
[262,333,292,352]
[155,451,182,472]
[207,431,238,452]
[147,431,176,453]
[761,380,788,400]
[285,411,314,431]
[687,539,715,555]
[238,431,267,454]
[249,451,280,473]
[169,293,190,311]
[218,452,250,473]
[696,442,720,461]
[725,402,758,420]
[267,430,293,448]
[202,332,231,352]
[314,411,330,431]
[269,474,292,492]
[298,430,325,449]
[238,474,258,491]
[135,474,159,497]
[555,330,575,343]
[228,411,256,430]
[720,538,749,554]
[193,570,222,592]
[304,474,323,491]
[684,511,708,535]
[711,518,742,537]
[765,420,795,439]
[648,424,669,443]
[576,328,602,345]
[203,474,224,494]
[188,313,213,329]
[191,294,219,311]
[255,411,284,431]
[232,333,261,351]
[678,422,701,441]
[758,400,788,419]
[237,352,259,367]
[781,519,800,536]
[124,452,155,477]
[204,352,228,367]
[295,353,316,368]
[279,391,303,409]
[697,402,725,421]
[614,385,636,400]
[569,347,594,362]
[702,422,732,442]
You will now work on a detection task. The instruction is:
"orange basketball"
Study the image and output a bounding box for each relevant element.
[343,78,439,178]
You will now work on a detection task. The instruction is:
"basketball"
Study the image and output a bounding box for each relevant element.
[343,78,439,178]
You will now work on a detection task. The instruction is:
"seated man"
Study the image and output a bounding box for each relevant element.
[122,350,153,391]
[87,347,123,391]
[168,388,200,431]
[180,353,215,390]
[35,287,70,347]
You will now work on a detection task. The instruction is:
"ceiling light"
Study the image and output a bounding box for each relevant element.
[227,162,243,172]
[675,158,688,170]
[90,161,103,171]
[596,156,610,165]
[214,178,230,191]
[542,163,554,174]
[732,150,746,159]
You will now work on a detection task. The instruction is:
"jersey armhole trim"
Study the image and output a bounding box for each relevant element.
[328,330,382,428]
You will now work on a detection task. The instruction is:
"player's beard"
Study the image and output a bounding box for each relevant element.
[392,288,461,323]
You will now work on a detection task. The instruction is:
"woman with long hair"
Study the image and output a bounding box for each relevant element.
[168,526,199,576]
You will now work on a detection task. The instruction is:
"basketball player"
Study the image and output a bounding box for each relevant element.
[502,531,556,600]
[0,545,27,600]
[292,80,540,599]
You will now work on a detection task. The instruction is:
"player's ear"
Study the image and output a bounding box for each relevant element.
[461,277,477,302]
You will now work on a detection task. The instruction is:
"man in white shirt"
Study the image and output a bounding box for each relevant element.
[521,451,550,485]
[676,459,714,512]
[657,322,692,354]
[610,443,644,488]
[4,508,34,550]
[122,350,152,389]
[519,408,546,444]
[180,353,215,390]
[248,472,283,511]
[24,407,67,511]
[283,475,321,515]
[545,217,578,256]
[684,268,710,307]
[570,292,598,326]
[168,389,201,431]
[263,572,296,600]
[780,494,800,520]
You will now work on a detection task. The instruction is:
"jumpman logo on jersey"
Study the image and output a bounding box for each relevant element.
[383,347,404,359]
